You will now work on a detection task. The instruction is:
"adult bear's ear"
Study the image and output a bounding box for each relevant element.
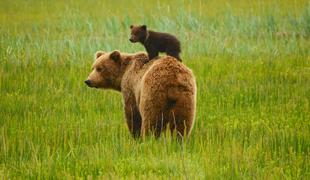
[130,25,133,29]
[95,51,105,59]
[141,25,147,30]
[110,50,121,62]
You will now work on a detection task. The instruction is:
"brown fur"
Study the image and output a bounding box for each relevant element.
[129,25,182,62]
[85,51,196,139]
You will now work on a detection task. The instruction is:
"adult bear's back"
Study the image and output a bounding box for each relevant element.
[138,56,196,138]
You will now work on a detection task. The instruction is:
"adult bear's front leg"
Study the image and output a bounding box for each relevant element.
[124,103,142,138]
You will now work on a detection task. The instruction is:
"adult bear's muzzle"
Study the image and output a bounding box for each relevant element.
[84,80,91,86]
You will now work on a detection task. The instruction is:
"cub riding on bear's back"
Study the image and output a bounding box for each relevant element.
[129,25,182,62]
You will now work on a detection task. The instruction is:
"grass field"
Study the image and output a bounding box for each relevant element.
[1,0,310,178]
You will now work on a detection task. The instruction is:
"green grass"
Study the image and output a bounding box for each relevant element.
[1,0,310,178]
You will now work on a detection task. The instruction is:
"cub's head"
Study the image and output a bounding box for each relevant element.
[85,50,129,91]
[129,25,147,43]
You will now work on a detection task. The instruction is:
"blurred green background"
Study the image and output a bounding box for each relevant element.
[1,0,309,178]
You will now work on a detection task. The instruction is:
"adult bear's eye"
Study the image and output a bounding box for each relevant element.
[96,68,102,72]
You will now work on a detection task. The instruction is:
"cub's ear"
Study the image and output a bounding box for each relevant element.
[95,51,105,59]
[141,25,147,30]
[110,50,121,62]
[130,25,133,29]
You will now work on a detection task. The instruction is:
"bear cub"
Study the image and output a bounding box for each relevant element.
[129,25,182,62]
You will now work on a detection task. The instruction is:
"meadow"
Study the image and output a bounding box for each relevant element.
[1,0,310,178]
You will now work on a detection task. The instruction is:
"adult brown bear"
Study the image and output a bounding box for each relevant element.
[85,50,196,139]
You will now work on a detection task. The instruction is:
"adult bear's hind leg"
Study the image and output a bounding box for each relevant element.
[139,93,168,139]
[168,91,195,139]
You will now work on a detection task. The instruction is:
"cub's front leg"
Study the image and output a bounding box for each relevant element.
[146,46,159,60]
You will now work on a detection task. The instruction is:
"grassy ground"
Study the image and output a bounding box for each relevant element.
[1,0,309,178]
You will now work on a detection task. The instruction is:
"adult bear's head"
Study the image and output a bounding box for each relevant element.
[85,50,127,91]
